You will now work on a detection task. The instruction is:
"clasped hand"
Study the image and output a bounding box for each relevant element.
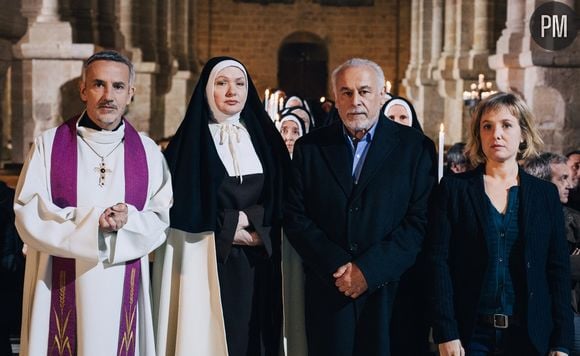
[333,262,368,299]
[99,203,128,232]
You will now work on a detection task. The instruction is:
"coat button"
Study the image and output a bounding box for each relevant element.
[349,243,358,252]
[527,262,531,269]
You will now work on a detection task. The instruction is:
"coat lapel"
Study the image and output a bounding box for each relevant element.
[351,118,399,201]
[518,169,534,251]
[467,166,493,241]
[320,122,353,197]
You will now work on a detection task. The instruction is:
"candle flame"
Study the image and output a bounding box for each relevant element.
[320,96,325,103]
[440,123,444,132]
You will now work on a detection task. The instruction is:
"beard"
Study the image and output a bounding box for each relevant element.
[341,113,378,134]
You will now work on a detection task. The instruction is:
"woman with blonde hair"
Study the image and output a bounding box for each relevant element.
[429,92,572,355]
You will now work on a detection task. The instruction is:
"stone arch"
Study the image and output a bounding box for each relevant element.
[278,32,328,101]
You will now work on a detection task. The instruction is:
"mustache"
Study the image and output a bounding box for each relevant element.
[97,101,117,109]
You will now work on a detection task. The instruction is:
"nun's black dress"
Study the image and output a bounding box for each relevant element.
[164,57,289,356]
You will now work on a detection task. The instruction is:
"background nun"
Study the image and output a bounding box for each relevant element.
[278,111,308,355]
[383,96,423,132]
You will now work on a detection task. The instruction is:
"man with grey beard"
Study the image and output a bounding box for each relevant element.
[284,58,436,355]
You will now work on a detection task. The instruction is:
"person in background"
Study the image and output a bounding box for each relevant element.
[446,142,471,175]
[567,150,580,211]
[277,111,308,356]
[156,56,289,356]
[383,96,423,132]
[279,112,305,157]
[284,58,435,355]
[429,92,572,356]
[382,95,432,356]
[282,96,315,133]
[524,152,580,355]
[14,50,172,356]
[0,180,23,356]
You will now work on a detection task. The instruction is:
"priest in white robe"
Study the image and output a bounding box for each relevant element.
[14,50,172,356]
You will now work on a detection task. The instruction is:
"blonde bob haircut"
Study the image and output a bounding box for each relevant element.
[465,92,543,167]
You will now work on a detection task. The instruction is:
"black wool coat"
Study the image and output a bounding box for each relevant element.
[284,116,436,356]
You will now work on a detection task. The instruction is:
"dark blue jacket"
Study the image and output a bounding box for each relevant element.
[428,166,573,353]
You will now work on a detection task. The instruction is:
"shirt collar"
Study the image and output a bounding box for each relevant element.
[79,111,123,131]
[342,120,378,145]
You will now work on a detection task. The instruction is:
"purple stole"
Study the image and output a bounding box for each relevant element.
[48,116,148,356]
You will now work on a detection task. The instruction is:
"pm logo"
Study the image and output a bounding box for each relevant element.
[530,1,578,51]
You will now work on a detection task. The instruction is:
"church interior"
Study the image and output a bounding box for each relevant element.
[0,1,580,354]
[1,0,579,177]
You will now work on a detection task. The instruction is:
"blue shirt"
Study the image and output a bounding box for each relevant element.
[342,122,377,184]
[479,186,525,316]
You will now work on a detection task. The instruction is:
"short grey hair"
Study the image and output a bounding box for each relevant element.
[331,58,385,97]
[446,142,468,165]
[81,50,135,86]
[523,152,568,181]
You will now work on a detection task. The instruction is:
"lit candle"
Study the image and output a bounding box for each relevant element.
[264,89,270,111]
[320,96,325,103]
[269,92,277,119]
[438,123,445,182]
[386,80,392,93]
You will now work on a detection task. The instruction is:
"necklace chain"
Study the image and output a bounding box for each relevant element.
[78,134,124,186]
[78,134,124,161]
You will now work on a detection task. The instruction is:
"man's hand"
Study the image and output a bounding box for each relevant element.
[99,203,128,233]
[333,262,368,299]
[233,229,263,246]
[438,340,465,356]
[237,211,250,230]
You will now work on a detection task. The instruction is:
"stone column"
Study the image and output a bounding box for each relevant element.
[490,0,580,153]
[118,0,159,135]
[0,3,26,163]
[404,0,445,140]
[403,0,420,101]
[11,0,94,163]
[97,0,125,48]
[431,0,496,143]
[434,0,463,143]
[161,0,196,139]
[61,0,99,43]
[488,0,525,93]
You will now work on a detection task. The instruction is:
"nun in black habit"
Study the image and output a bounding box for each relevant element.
[382,96,424,132]
[154,57,289,356]
[382,96,431,355]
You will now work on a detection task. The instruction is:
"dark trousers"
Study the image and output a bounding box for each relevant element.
[466,323,539,356]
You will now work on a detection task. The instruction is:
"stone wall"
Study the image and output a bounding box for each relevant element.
[405,0,580,154]
[195,0,410,97]
[1,0,411,164]
[2,0,578,165]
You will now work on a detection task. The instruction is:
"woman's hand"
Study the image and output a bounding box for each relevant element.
[438,339,465,356]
